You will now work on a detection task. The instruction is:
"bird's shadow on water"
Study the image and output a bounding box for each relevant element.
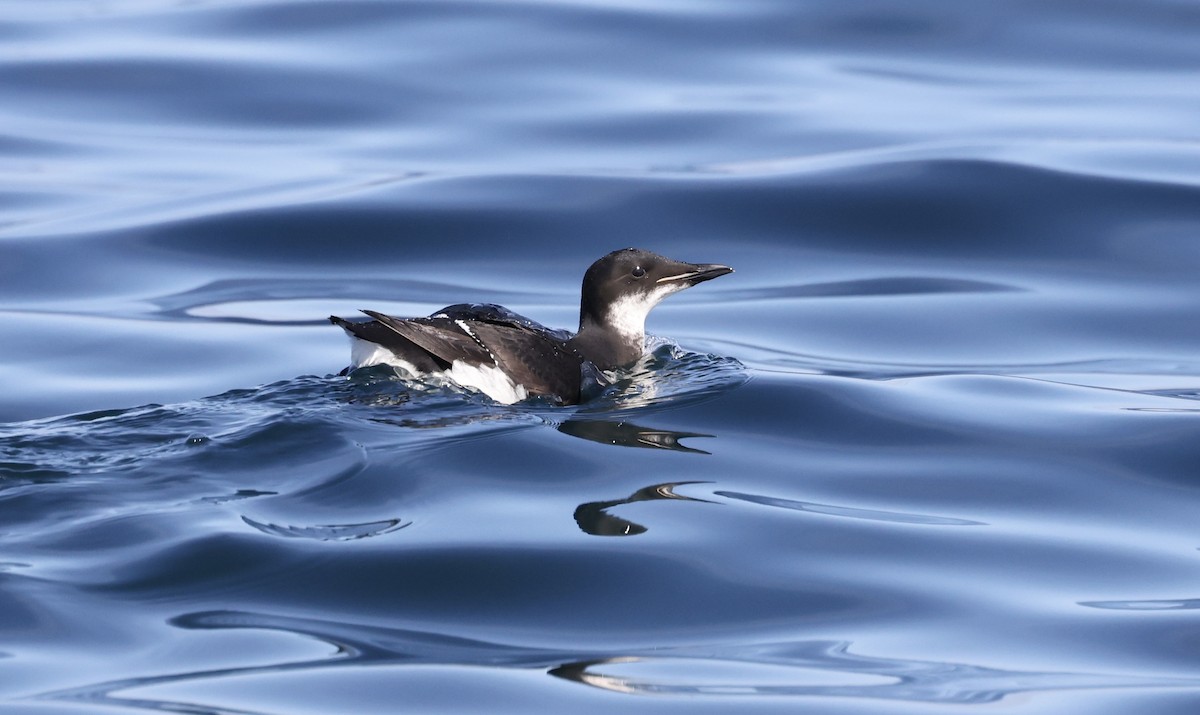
[572,480,716,537]
[332,341,746,538]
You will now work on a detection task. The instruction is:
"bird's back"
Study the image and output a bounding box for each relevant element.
[331,303,589,404]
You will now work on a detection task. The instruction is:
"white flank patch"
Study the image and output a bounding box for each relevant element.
[605,284,681,345]
[349,338,421,376]
[447,360,528,404]
[345,335,528,404]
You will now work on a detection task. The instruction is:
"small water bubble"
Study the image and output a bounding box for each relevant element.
[185,434,210,446]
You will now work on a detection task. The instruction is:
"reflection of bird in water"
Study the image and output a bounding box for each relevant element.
[557,418,712,454]
[330,248,732,405]
[574,481,715,537]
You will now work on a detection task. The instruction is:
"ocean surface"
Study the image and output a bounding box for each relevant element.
[3,1,1200,713]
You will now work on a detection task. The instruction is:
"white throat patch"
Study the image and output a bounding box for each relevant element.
[605,284,680,345]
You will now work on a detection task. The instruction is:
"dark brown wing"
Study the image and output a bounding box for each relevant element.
[329,314,447,371]
[467,320,584,403]
[338,307,586,404]
[361,310,494,366]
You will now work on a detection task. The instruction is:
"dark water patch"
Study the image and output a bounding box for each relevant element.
[0,58,386,127]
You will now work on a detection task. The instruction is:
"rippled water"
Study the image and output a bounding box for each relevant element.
[3,1,1200,713]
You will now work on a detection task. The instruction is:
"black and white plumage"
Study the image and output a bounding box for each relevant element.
[329,248,733,405]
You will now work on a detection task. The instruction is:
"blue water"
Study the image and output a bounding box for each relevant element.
[3,1,1200,712]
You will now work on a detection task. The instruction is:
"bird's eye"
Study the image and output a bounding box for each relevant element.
[631,266,646,278]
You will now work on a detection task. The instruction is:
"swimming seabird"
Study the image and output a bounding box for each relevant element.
[329,247,732,405]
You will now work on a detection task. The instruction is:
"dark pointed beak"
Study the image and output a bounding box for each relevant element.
[655,263,734,286]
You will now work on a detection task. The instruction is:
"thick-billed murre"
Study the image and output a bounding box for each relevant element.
[329,248,732,405]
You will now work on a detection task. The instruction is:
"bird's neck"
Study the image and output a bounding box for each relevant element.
[570,315,644,370]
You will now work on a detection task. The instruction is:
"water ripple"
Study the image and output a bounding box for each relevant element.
[1080,599,1200,611]
[717,490,985,527]
[35,612,1200,711]
[239,516,410,542]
